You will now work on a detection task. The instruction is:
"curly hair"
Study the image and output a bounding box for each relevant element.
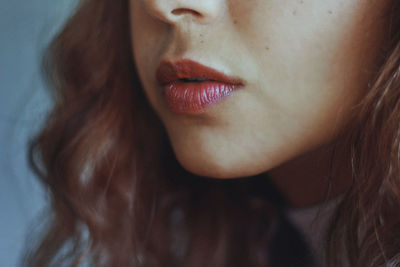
[24,0,400,266]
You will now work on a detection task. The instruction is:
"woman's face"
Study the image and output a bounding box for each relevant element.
[130,0,390,178]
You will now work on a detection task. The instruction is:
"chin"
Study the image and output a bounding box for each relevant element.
[171,146,278,179]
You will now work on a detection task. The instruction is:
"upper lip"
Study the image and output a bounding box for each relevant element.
[156,59,245,86]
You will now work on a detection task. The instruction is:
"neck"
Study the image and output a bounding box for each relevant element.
[267,138,352,208]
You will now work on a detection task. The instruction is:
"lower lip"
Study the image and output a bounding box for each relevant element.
[162,81,241,114]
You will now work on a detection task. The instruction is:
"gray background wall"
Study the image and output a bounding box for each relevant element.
[0,1,77,266]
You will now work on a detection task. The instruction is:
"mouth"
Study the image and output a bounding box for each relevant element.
[156,59,244,85]
[155,59,244,114]
[179,78,209,82]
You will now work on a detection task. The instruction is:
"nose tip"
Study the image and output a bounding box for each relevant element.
[143,0,223,25]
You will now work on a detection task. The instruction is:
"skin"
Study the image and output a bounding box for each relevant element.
[129,0,391,206]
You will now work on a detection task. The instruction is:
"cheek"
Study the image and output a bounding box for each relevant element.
[129,1,168,112]
[239,0,387,135]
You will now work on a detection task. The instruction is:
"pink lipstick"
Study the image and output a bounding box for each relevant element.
[156,59,244,114]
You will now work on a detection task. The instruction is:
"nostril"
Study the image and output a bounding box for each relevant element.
[171,8,202,17]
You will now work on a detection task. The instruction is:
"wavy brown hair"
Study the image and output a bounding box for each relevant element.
[326,2,400,265]
[24,0,400,266]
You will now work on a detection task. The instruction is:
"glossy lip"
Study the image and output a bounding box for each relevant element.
[155,59,245,114]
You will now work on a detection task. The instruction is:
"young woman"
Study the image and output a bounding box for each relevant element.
[26,0,400,266]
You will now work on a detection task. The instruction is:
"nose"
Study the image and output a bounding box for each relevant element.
[142,0,224,25]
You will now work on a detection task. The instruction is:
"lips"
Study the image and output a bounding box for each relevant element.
[155,59,244,114]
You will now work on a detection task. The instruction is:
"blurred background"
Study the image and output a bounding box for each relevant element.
[0,1,77,266]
